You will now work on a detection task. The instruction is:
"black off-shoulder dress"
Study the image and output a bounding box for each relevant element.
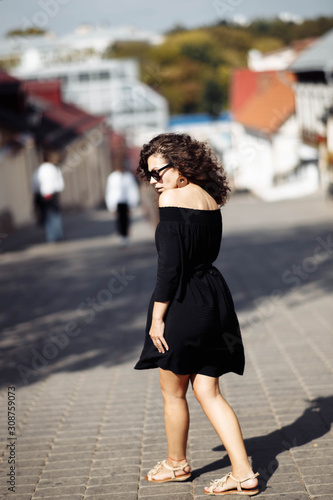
[134,207,245,377]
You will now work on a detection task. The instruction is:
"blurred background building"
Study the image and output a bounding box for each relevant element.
[6,25,168,144]
[290,29,333,191]
[13,57,168,144]
[0,71,111,232]
[1,17,333,235]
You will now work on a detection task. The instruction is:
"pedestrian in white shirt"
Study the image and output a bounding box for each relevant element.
[105,165,140,245]
[32,151,65,243]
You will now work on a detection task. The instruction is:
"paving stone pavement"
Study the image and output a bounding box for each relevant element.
[0,191,332,500]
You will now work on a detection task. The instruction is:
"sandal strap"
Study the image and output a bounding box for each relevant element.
[147,461,164,480]
[163,460,190,478]
[148,459,190,480]
[208,472,232,492]
[229,472,260,492]
[208,471,259,493]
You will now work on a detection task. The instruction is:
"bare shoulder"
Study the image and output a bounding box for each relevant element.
[159,185,219,210]
[158,189,180,207]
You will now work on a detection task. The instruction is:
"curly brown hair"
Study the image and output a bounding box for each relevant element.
[136,132,230,206]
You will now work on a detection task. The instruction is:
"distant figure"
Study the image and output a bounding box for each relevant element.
[105,165,140,245]
[32,151,65,243]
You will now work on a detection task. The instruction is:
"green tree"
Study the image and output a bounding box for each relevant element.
[6,27,46,37]
[100,15,333,115]
[103,41,151,61]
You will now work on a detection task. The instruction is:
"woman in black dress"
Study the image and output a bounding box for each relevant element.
[135,133,259,496]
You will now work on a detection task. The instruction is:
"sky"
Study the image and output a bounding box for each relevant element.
[0,0,333,38]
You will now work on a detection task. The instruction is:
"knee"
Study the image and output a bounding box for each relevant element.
[159,371,190,404]
[161,386,187,404]
[192,381,220,405]
[192,385,206,404]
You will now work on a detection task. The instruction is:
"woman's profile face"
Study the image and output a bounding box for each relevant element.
[147,154,179,194]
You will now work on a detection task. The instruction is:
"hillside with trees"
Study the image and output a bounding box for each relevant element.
[104,16,333,115]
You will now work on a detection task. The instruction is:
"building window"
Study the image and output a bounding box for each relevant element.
[79,73,90,82]
[99,71,110,80]
[58,75,68,85]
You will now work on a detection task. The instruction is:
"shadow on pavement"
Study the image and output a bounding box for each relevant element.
[0,216,332,391]
[0,239,156,389]
[0,208,121,253]
[191,395,333,493]
[220,221,333,308]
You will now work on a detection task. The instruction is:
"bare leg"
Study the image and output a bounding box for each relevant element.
[191,374,258,493]
[147,368,191,480]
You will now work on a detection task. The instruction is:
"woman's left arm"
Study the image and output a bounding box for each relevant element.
[151,192,183,353]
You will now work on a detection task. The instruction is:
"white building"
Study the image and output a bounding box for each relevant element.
[0,25,164,69]
[61,24,164,51]
[226,117,318,201]
[248,47,298,72]
[290,28,333,141]
[12,56,168,144]
[290,28,333,189]
[2,25,168,143]
[248,39,315,73]
[228,69,319,200]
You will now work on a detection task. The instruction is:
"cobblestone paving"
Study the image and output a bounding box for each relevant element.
[0,192,332,499]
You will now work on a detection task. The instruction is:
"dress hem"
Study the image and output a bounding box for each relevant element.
[134,364,244,378]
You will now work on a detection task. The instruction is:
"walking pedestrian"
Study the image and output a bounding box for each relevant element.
[32,151,65,243]
[105,165,140,245]
[134,133,259,496]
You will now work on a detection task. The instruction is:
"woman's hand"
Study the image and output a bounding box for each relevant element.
[149,318,169,353]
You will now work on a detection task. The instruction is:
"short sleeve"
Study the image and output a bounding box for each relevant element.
[38,163,64,196]
[153,222,182,302]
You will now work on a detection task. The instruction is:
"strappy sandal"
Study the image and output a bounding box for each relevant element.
[145,459,191,483]
[205,471,259,496]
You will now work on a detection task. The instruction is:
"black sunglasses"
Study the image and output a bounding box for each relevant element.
[147,163,173,181]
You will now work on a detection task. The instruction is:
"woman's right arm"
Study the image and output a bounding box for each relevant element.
[149,301,170,353]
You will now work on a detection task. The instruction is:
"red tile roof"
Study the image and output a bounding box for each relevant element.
[231,70,296,134]
[22,80,62,107]
[0,71,19,84]
[44,102,104,134]
[22,79,105,147]
[22,79,104,133]
[0,71,124,150]
[230,69,258,117]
